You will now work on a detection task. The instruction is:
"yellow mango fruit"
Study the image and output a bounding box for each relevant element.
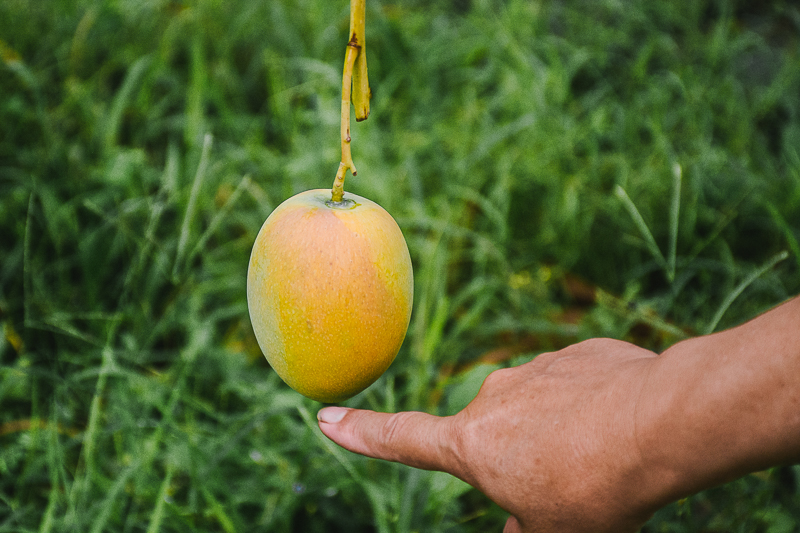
[247,189,413,403]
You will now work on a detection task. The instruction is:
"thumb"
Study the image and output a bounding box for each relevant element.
[317,407,463,474]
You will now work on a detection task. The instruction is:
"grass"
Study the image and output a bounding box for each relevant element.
[1,0,800,531]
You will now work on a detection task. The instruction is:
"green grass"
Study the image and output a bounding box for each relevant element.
[2,0,800,531]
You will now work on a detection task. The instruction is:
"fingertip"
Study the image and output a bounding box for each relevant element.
[317,406,349,424]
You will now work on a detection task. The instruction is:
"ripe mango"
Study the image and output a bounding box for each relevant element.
[247,189,413,403]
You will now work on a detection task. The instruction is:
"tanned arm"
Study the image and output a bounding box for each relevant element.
[637,296,800,506]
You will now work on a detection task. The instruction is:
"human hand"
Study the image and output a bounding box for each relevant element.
[318,338,668,532]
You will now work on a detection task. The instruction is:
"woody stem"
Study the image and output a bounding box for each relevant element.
[331,0,369,204]
[331,42,359,203]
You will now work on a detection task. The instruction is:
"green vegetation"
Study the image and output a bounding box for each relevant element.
[1,0,799,531]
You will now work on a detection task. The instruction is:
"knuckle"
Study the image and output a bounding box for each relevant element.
[446,418,471,471]
[376,412,467,475]
[482,366,512,388]
[564,337,606,353]
[377,412,416,456]
[444,411,481,484]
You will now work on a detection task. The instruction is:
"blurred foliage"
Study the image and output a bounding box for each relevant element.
[1,0,799,531]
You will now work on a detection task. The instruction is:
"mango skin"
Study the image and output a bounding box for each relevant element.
[247,189,413,403]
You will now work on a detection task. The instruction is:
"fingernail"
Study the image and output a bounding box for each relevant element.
[317,406,348,424]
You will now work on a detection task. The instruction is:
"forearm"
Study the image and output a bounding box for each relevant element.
[638,296,800,506]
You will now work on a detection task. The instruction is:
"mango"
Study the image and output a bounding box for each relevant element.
[247,189,413,403]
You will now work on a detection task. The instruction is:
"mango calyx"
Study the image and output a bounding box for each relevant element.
[325,198,359,210]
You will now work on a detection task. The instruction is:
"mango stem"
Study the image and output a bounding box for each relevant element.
[351,0,370,122]
[331,0,370,204]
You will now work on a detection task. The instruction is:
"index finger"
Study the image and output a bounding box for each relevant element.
[317,407,466,477]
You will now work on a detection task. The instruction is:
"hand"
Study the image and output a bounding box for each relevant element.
[318,338,667,532]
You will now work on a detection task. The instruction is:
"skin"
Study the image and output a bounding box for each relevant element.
[318,296,800,531]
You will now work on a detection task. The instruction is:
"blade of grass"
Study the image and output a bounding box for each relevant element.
[686,185,753,263]
[89,459,143,533]
[39,408,72,533]
[186,174,252,266]
[667,163,682,282]
[201,487,237,533]
[103,55,151,151]
[596,290,689,340]
[65,340,119,526]
[409,221,449,410]
[145,464,175,533]
[163,140,181,195]
[422,296,449,364]
[38,434,60,533]
[185,34,207,147]
[3,44,53,150]
[297,405,361,482]
[615,184,667,272]
[704,250,789,335]
[244,178,273,218]
[37,491,58,533]
[23,193,33,328]
[686,208,738,262]
[173,133,213,281]
[397,468,422,533]
[764,202,800,269]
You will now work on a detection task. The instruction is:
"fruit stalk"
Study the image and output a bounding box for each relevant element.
[331,0,369,204]
[351,0,370,122]
[331,43,358,203]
